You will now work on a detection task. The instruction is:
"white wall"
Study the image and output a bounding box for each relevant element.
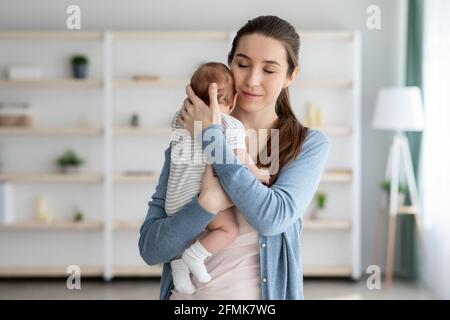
[0,0,405,274]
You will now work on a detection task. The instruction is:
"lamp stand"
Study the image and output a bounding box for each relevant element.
[383,132,423,290]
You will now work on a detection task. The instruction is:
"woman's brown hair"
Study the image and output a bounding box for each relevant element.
[227,15,310,184]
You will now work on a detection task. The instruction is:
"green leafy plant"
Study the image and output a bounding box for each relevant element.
[316,192,327,209]
[56,149,85,168]
[73,210,84,222]
[71,54,88,65]
[380,180,408,194]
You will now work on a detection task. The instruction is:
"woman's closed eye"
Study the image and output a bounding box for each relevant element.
[238,63,275,74]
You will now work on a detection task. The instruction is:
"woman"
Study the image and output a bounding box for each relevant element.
[139,15,330,300]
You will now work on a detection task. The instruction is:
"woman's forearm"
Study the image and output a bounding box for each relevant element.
[138,148,215,266]
[199,125,330,236]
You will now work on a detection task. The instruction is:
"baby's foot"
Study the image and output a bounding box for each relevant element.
[182,241,212,283]
[170,259,196,294]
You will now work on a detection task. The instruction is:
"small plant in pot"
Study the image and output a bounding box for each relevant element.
[71,54,89,79]
[310,191,327,220]
[56,149,85,174]
[73,207,84,222]
[380,180,408,209]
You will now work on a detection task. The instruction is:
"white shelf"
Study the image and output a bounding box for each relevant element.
[0,173,161,183]
[0,30,361,280]
[112,218,354,232]
[0,79,102,88]
[0,31,103,41]
[0,219,104,231]
[0,266,352,278]
[113,77,352,89]
[0,173,103,183]
[0,125,350,137]
[311,126,352,136]
[113,78,187,87]
[0,30,353,42]
[322,169,352,183]
[111,30,353,41]
[0,218,352,232]
[0,265,163,278]
[0,126,103,136]
[113,126,172,136]
[112,125,351,137]
[112,219,143,231]
[113,173,159,183]
[298,31,353,41]
[111,169,347,184]
[112,31,230,41]
[296,78,352,89]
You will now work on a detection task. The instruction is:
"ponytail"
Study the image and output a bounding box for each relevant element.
[262,88,309,185]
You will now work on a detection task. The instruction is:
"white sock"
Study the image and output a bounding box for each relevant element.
[182,240,212,283]
[170,259,196,294]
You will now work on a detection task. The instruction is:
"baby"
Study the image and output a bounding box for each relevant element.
[166,62,270,294]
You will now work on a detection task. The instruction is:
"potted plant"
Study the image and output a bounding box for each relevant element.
[130,113,140,127]
[380,180,408,209]
[73,208,84,222]
[309,191,327,220]
[56,149,85,174]
[71,54,89,79]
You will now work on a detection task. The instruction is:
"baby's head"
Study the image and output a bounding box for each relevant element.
[190,62,236,114]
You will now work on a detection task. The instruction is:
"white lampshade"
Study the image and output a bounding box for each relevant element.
[373,87,425,131]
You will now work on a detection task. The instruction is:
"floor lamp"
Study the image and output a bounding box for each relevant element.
[372,87,425,290]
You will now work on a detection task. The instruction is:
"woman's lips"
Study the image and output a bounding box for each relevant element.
[241,90,263,100]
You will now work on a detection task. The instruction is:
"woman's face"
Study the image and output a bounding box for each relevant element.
[230,34,296,114]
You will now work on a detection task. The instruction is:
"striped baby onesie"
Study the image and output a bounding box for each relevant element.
[165,111,246,216]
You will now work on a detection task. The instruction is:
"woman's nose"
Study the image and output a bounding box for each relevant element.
[245,69,261,87]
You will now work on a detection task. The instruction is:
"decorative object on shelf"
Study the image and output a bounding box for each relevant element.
[75,115,91,128]
[36,196,51,223]
[132,74,160,82]
[306,102,324,128]
[73,207,84,222]
[309,191,327,220]
[0,182,16,224]
[56,149,85,174]
[130,113,140,127]
[71,54,89,79]
[7,66,43,80]
[372,86,425,289]
[380,180,407,210]
[0,103,32,127]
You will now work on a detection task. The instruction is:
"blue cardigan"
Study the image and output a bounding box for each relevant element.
[139,125,330,299]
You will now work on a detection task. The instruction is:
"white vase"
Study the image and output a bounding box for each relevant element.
[380,192,406,211]
[60,166,80,174]
[309,207,325,220]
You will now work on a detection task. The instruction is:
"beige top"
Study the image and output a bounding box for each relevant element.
[169,208,261,300]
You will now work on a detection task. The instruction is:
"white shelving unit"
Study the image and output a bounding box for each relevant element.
[0,30,361,280]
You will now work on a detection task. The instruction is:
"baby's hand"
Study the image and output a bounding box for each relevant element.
[258,168,271,185]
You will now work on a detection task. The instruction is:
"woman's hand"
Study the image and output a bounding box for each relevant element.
[198,165,233,214]
[178,83,222,137]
